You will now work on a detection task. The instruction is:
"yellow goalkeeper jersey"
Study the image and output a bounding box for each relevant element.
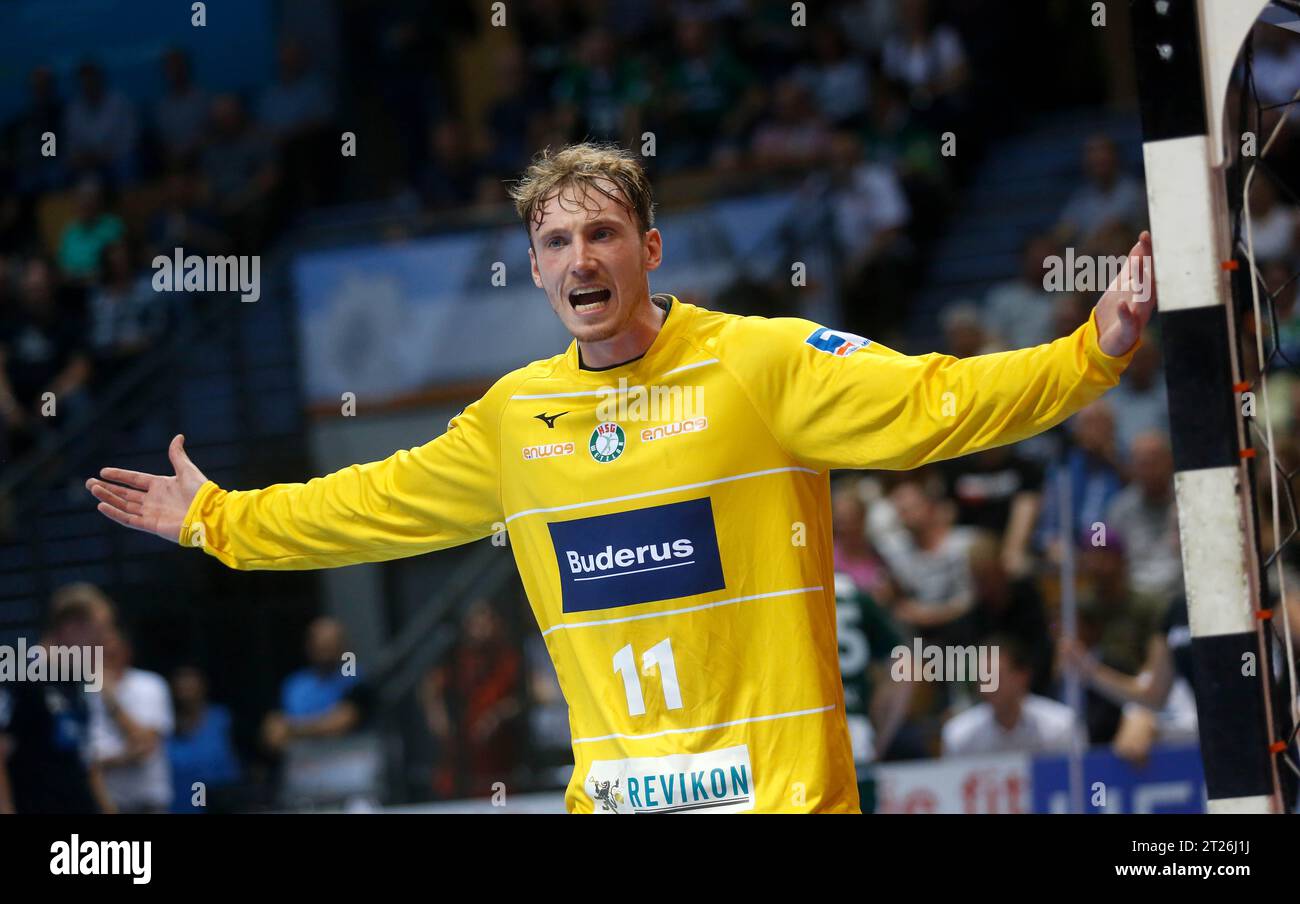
[181,296,1135,813]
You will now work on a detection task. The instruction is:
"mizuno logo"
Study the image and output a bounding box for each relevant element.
[534,411,569,428]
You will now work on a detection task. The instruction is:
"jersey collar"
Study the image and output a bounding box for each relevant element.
[563,293,688,381]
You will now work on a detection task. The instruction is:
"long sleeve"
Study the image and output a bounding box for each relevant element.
[180,386,505,570]
[719,307,1137,471]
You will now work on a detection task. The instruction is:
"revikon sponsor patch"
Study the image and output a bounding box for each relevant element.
[586,746,755,813]
[548,497,725,613]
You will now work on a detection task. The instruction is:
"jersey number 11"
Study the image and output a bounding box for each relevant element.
[613,638,684,716]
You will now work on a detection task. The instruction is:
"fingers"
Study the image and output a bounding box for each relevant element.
[93,500,146,532]
[97,467,156,491]
[86,479,145,516]
[168,434,190,474]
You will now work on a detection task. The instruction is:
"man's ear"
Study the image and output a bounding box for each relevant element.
[643,228,663,272]
[529,245,543,288]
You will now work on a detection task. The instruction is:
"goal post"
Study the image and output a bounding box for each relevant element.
[1129,0,1288,814]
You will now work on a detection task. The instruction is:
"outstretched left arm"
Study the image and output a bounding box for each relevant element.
[724,233,1157,472]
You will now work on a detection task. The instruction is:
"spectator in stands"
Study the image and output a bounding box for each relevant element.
[941,634,1083,757]
[826,128,912,268]
[551,27,651,147]
[91,625,174,813]
[984,234,1058,351]
[87,238,169,385]
[1251,22,1300,107]
[832,478,891,599]
[672,0,746,26]
[656,17,761,170]
[1261,260,1300,380]
[871,472,975,642]
[64,60,139,187]
[880,0,970,119]
[836,0,899,57]
[8,66,68,200]
[1055,134,1144,245]
[146,165,230,261]
[1105,330,1169,461]
[258,38,334,144]
[1075,537,1166,678]
[1060,592,1202,767]
[57,177,124,282]
[154,49,210,168]
[202,94,279,251]
[0,589,116,813]
[261,616,364,754]
[1245,176,1299,265]
[0,156,23,257]
[259,39,337,211]
[0,257,91,455]
[1104,431,1182,605]
[821,130,913,340]
[1049,291,1092,340]
[523,632,571,787]
[834,571,916,808]
[483,43,549,175]
[859,75,950,240]
[962,532,1053,694]
[941,444,1043,578]
[422,597,524,799]
[750,78,835,174]
[940,301,996,357]
[418,119,492,213]
[861,75,941,178]
[1035,401,1125,565]
[0,254,15,318]
[167,665,242,813]
[0,255,15,466]
[792,25,871,128]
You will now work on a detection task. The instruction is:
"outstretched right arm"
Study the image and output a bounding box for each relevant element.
[87,392,504,571]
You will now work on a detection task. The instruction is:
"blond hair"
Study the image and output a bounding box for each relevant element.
[508,142,655,241]
[47,581,116,630]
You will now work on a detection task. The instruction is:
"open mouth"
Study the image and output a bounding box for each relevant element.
[568,286,612,313]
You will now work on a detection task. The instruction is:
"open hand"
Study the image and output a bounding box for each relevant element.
[1094,230,1158,357]
[85,434,209,544]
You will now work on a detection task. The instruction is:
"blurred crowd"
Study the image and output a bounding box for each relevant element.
[0,582,384,813]
[0,0,1107,464]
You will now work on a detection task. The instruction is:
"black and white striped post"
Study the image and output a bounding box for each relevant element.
[1128,0,1283,814]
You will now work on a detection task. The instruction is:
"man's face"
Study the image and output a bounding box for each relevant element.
[306,619,344,669]
[1072,404,1113,454]
[172,668,205,708]
[1130,434,1172,496]
[1084,138,1118,185]
[21,261,54,314]
[890,484,932,534]
[529,180,661,344]
[987,660,1029,709]
[53,616,102,650]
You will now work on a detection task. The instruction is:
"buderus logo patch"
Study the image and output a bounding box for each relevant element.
[805,327,871,357]
[548,498,725,613]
